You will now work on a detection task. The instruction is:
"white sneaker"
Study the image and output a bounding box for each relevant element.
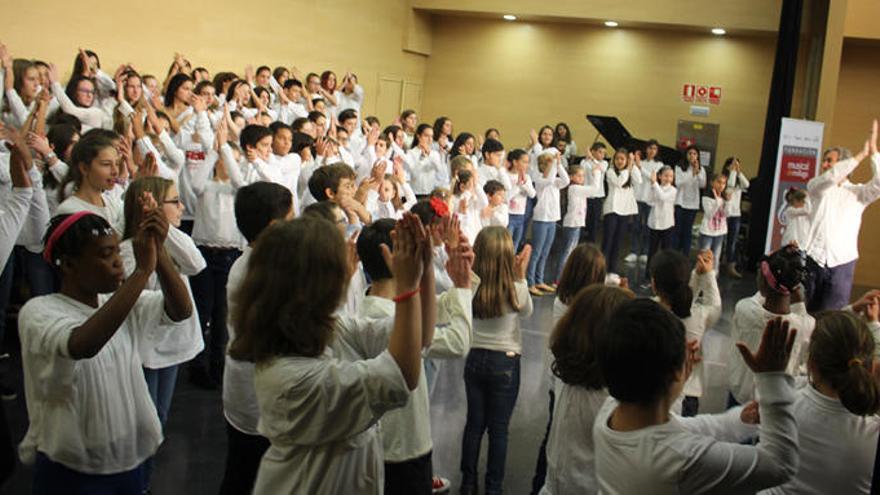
[432,476,451,493]
[639,255,648,264]
[624,253,638,263]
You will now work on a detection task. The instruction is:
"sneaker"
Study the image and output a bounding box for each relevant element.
[432,476,450,494]
[639,255,648,264]
[529,286,545,297]
[537,283,556,293]
[0,352,10,360]
[0,385,16,401]
[624,253,638,263]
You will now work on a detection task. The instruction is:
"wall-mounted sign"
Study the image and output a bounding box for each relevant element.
[682,84,722,105]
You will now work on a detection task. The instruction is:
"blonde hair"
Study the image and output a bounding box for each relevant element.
[123,177,174,240]
[537,152,555,174]
[472,227,520,319]
[450,155,472,180]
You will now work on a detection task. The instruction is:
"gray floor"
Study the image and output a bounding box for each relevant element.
[1,260,864,494]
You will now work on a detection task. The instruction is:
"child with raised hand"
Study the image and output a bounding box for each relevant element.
[649,249,721,416]
[698,173,729,264]
[558,162,602,279]
[56,132,125,234]
[527,151,569,296]
[119,178,206,492]
[721,156,750,278]
[452,169,485,245]
[404,123,445,197]
[481,180,508,228]
[357,218,474,495]
[626,140,664,265]
[595,301,799,494]
[540,284,635,495]
[229,213,435,494]
[602,148,642,275]
[581,142,609,243]
[0,127,35,267]
[762,311,879,494]
[20,201,192,494]
[674,145,707,255]
[460,227,533,495]
[645,165,677,284]
[780,187,810,248]
[505,149,536,251]
[728,245,814,406]
[219,182,294,495]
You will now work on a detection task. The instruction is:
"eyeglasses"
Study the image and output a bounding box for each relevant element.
[163,198,183,206]
[77,89,96,95]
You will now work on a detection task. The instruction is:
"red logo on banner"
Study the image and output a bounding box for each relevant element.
[780,151,816,182]
[682,84,695,102]
[709,86,722,104]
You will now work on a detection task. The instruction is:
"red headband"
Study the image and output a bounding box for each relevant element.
[43,211,98,264]
[760,260,790,295]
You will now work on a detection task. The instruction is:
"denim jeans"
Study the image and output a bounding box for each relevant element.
[699,234,725,266]
[142,365,179,491]
[0,247,55,350]
[602,213,631,274]
[629,201,652,255]
[508,214,527,253]
[189,246,242,381]
[527,221,556,286]
[646,227,675,278]
[725,216,742,264]
[33,452,143,495]
[675,207,699,256]
[530,389,556,495]
[805,258,857,312]
[556,227,581,278]
[460,349,521,494]
[585,198,604,243]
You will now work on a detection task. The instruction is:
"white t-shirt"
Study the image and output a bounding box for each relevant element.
[674,166,707,210]
[18,291,180,474]
[252,314,411,494]
[699,196,728,236]
[594,373,796,494]
[679,271,722,399]
[760,385,879,495]
[507,171,536,216]
[780,204,811,249]
[648,183,677,231]
[471,280,533,354]
[223,247,260,435]
[56,189,125,235]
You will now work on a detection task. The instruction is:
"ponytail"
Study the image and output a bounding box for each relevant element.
[649,250,693,319]
[810,311,880,416]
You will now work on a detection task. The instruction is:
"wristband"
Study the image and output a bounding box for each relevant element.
[45,151,56,161]
[393,287,420,304]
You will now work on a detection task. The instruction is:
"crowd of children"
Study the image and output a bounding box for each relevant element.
[0,43,880,495]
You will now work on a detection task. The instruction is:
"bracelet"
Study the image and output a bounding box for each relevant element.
[45,151,56,161]
[393,287,420,304]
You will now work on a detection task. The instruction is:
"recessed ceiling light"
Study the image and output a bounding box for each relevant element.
[503,14,517,21]
[605,21,619,27]
[711,27,726,35]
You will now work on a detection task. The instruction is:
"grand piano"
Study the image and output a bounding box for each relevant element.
[583,115,682,166]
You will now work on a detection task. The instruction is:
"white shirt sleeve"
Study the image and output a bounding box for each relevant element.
[0,188,33,267]
[164,226,207,276]
[425,288,473,359]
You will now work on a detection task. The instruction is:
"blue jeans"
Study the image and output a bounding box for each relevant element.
[585,198,603,243]
[189,246,241,381]
[699,234,725,266]
[460,349,521,494]
[0,247,55,350]
[508,214,527,253]
[602,213,632,274]
[527,221,556,286]
[629,201,651,255]
[557,227,581,278]
[805,258,857,312]
[33,452,142,495]
[725,216,742,264]
[675,207,699,256]
[142,365,179,491]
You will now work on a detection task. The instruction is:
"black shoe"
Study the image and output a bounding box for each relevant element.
[0,385,16,401]
[459,484,478,495]
[189,366,218,390]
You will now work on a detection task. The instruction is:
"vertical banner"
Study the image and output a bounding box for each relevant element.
[764,117,824,253]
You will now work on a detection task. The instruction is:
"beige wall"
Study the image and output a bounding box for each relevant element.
[845,0,880,40]
[421,16,777,176]
[2,0,427,124]
[831,39,880,287]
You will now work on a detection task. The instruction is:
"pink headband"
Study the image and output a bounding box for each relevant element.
[760,260,790,295]
[43,211,98,264]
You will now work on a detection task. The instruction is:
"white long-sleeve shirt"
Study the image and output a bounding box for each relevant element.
[728,294,815,405]
[760,385,879,495]
[0,187,33,268]
[680,270,721,399]
[803,153,880,267]
[507,171,536,215]
[477,164,512,191]
[648,183,677,230]
[699,196,727,236]
[404,148,445,195]
[454,190,486,245]
[471,280,534,354]
[252,315,411,495]
[51,82,110,131]
[780,204,811,248]
[56,189,125,235]
[594,373,797,494]
[603,167,642,216]
[360,289,472,463]
[223,247,258,435]
[191,147,245,248]
[119,227,205,369]
[563,172,602,228]
[725,170,750,217]
[675,166,707,210]
[634,159,664,203]
[580,157,608,198]
[532,162,570,222]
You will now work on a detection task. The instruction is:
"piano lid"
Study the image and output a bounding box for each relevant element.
[586,115,682,166]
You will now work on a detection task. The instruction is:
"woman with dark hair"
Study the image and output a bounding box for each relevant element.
[554,122,576,159]
[432,116,453,155]
[673,145,706,256]
[49,64,109,131]
[163,73,194,122]
[720,156,749,278]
